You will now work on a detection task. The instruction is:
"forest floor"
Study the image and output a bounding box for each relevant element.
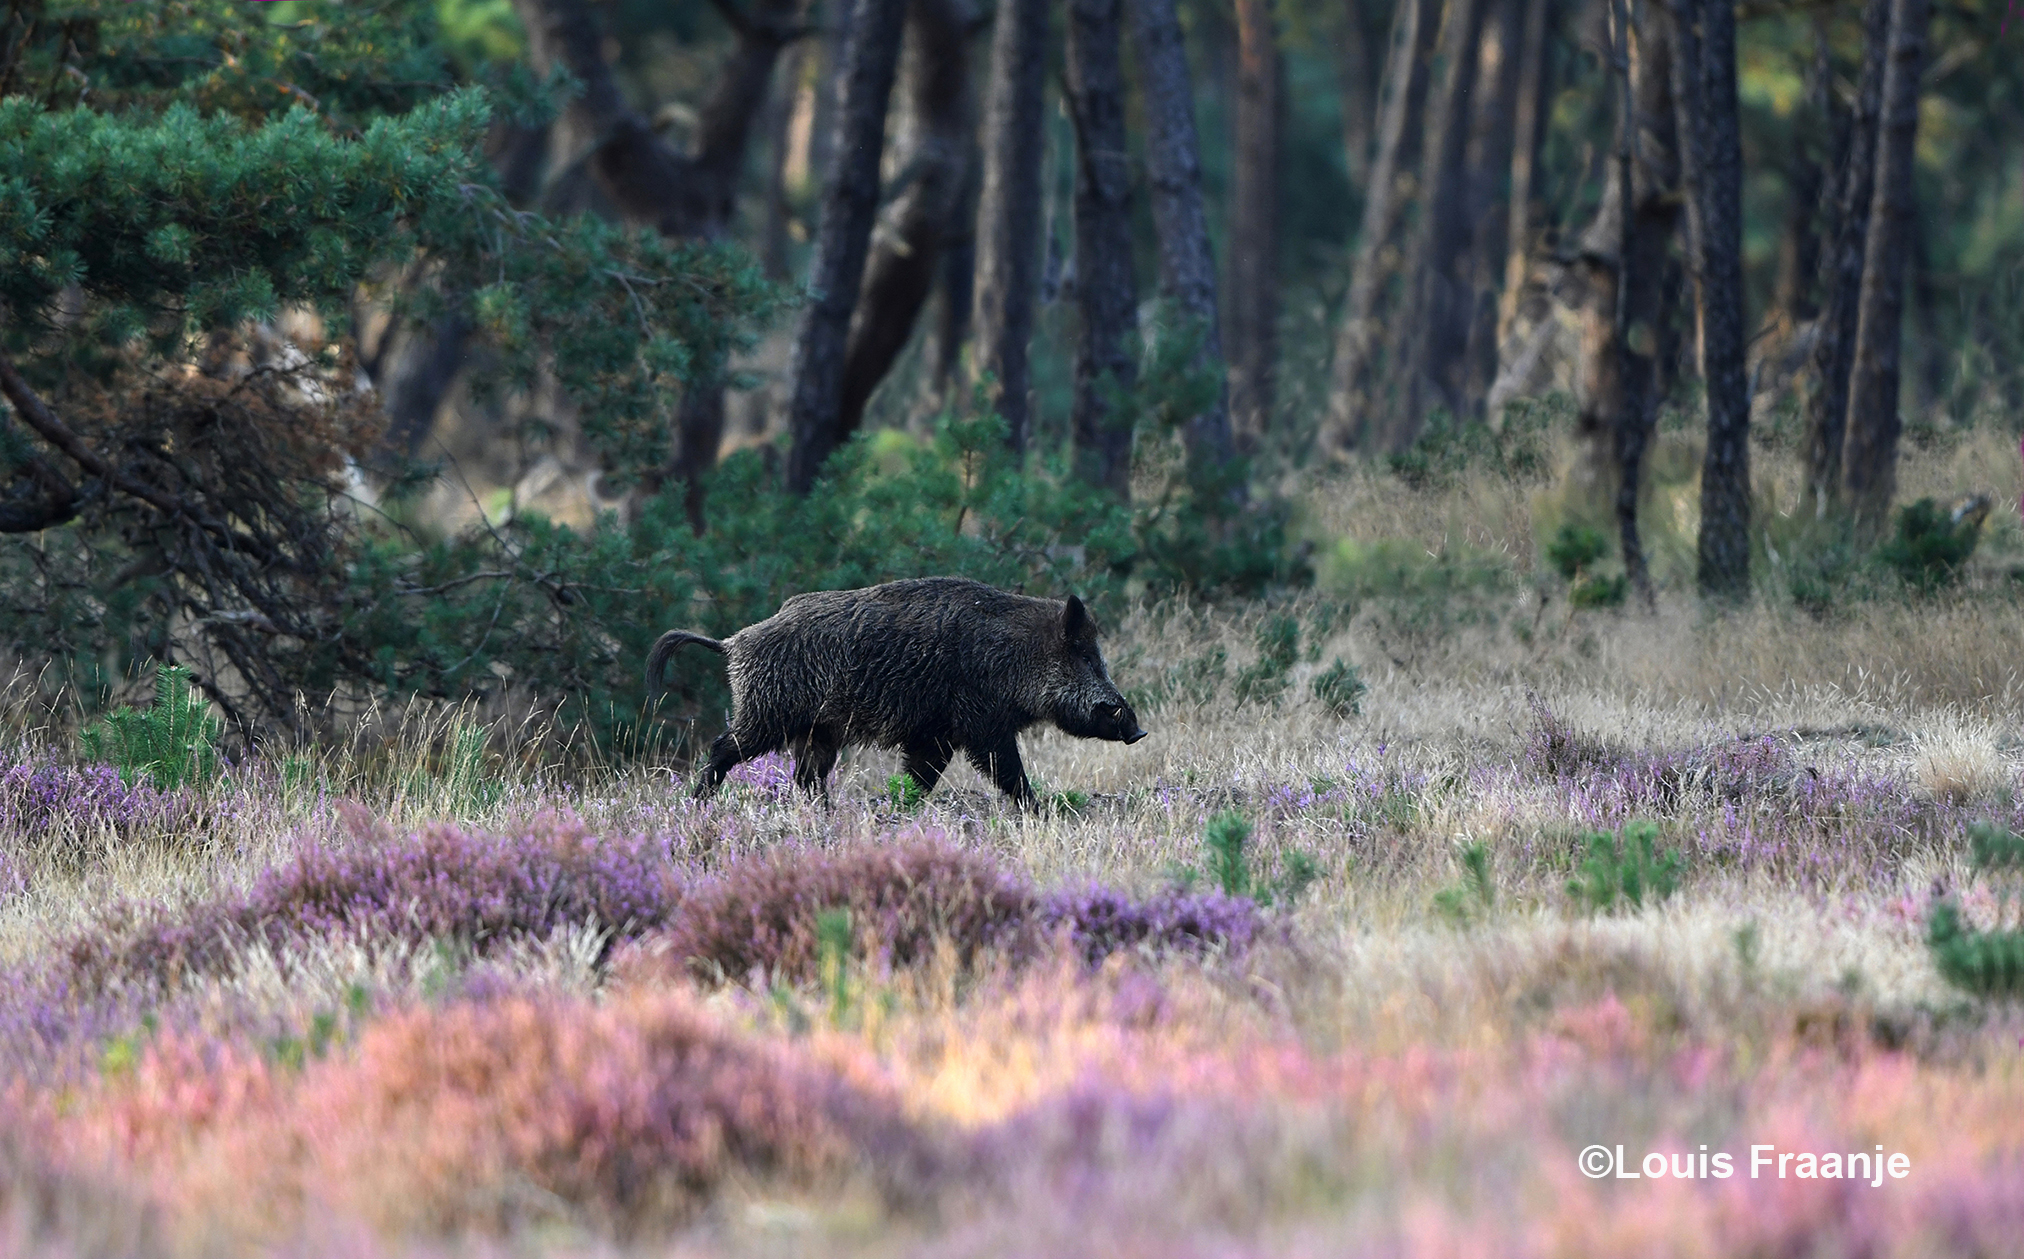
[5,432,2024,1257]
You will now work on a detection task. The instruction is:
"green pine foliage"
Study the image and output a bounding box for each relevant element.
[1312,658,1367,718]
[80,664,223,792]
[1927,822,2024,1000]
[1433,841,1497,927]
[1181,810,1320,908]
[1567,822,1684,914]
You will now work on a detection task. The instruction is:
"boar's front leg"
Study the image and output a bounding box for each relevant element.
[901,738,955,796]
[966,738,1035,807]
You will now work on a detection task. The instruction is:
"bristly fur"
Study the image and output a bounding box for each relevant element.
[650,577,1145,805]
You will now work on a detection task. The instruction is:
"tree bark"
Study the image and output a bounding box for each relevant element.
[1495,0,1553,351]
[1459,0,1529,420]
[1322,0,1442,454]
[760,41,806,282]
[1065,0,1141,494]
[1842,0,1929,530]
[1671,0,1751,597]
[1227,0,1283,447]
[1336,0,1381,187]
[969,0,1052,450]
[1771,22,1830,333]
[831,0,974,443]
[513,0,809,524]
[932,155,981,407]
[784,0,909,493]
[1126,0,1237,469]
[1381,0,1495,450]
[1803,0,1889,517]
[1575,0,1677,604]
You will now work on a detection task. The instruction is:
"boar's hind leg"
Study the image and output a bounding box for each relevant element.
[901,738,955,795]
[790,726,842,798]
[966,739,1035,807]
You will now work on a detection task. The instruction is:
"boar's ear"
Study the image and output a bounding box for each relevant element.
[1061,594,1089,638]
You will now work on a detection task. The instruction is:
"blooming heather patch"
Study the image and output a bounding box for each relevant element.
[1037,885,1258,967]
[631,833,1260,986]
[0,758,183,843]
[53,812,680,998]
[55,989,928,1241]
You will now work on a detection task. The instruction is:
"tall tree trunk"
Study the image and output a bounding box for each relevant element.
[1126,0,1237,469]
[1459,0,1528,420]
[1803,0,1890,517]
[1322,0,1442,454]
[832,0,975,442]
[1495,0,1553,351]
[969,0,1052,450]
[513,0,809,527]
[933,156,981,407]
[761,42,806,282]
[1771,23,1830,333]
[1227,0,1283,448]
[1842,0,1929,530]
[784,0,909,493]
[1336,0,1380,187]
[1065,0,1140,494]
[1592,0,1679,605]
[1672,0,1752,597]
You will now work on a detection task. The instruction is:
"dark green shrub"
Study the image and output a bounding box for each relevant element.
[1546,524,1610,580]
[1877,497,1989,592]
[1235,616,1300,705]
[1546,523,1628,609]
[1312,658,1367,718]
[1928,821,2024,1000]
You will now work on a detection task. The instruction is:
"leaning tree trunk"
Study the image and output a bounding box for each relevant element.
[513,0,808,527]
[1384,0,1494,450]
[1672,0,1752,597]
[785,0,909,493]
[1065,0,1141,495]
[1842,0,1929,531]
[1227,0,1283,448]
[833,0,976,443]
[1322,0,1442,455]
[970,0,1052,450]
[1804,0,1890,518]
[1126,0,1237,470]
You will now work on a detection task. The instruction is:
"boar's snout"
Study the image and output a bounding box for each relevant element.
[1099,698,1145,745]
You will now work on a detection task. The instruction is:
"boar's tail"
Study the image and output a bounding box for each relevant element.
[646,629,728,699]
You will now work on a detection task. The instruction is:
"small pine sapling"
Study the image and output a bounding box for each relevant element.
[1567,822,1685,914]
[81,664,222,792]
[816,907,854,1024]
[1433,841,1497,926]
[1187,810,1323,907]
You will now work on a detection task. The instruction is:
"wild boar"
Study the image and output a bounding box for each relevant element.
[647,577,1146,804]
